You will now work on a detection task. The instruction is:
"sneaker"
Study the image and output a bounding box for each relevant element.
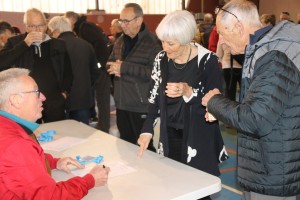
[89,117,98,125]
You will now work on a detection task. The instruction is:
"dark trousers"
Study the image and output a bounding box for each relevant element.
[94,70,111,132]
[167,127,183,162]
[167,127,211,200]
[68,108,90,125]
[223,68,242,101]
[116,109,155,151]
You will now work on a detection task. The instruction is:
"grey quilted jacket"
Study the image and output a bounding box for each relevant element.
[208,21,300,196]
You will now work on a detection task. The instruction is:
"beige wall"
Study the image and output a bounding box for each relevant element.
[259,0,300,23]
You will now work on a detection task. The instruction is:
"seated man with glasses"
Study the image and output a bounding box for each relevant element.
[0,8,73,123]
[107,3,161,150]
[0,68,110,199]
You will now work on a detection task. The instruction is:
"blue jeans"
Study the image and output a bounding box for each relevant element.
[68,108,90,125]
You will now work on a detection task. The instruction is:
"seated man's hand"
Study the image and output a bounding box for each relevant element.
[89,165,110,187]
[137,134,152,158]
[57,157,84,173]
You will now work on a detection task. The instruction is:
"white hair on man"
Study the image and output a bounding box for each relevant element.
[219,0,261,27]
[48,16,72,33]
[0,68,30,110]
[23,8,46,25]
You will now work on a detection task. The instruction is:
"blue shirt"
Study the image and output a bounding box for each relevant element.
[0,110,39,132]
[250,25,273,45]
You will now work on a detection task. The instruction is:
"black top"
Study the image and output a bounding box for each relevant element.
[166,56,198,129]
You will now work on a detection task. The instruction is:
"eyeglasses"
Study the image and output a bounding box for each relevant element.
[215,7,240,23]
[117,16,138,25]
[19,90,41,98]
[26,24,46,29]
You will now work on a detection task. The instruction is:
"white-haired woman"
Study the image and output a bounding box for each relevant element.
[138,10,228,199]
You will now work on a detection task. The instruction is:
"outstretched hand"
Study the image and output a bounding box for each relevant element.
[57,157,84,173]
[137,134,152,158]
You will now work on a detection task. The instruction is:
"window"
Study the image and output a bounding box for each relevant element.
[0,0,188,14]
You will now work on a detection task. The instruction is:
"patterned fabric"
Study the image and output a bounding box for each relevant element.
[142,43,228,176]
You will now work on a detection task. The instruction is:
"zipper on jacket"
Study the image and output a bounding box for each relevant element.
[258,139,269,175]
[135,83,144,103]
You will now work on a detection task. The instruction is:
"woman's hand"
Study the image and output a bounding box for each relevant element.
[137,134,152,158]
[165,82,192,98]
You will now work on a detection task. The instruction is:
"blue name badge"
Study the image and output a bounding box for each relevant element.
[76,155,103,165]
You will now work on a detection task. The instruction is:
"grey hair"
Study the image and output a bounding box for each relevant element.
[219,0,261,27]
[48,16,72,33]
[64,11,80,21]
[23,8,46,25]
[203,13,214,23]
[156,10,196,45]
[124,3,144,17]
[0,68,30,110]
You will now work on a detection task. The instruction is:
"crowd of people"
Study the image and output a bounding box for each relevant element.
[0,0,300,199]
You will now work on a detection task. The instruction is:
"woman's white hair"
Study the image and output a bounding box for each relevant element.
[219,0,261,27]
[0,68,30,110]
[48,16,72,33]
[156,10,197,45]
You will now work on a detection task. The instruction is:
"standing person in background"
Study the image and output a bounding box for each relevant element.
[137,11,228,200]
[260,14,276,27]
[0,8,73,123]
[297,13,300,24]
[48,16,99,125]
[65,11,111,132]
[108,19,123,94]
[208,26,219,53]
[202,0,300,199]
[199,13,214,49]
[0,21,14,50]
[216,37,243,102]
[279,11,291,22]
[108,18,123,53]
[107,3,161,150]
[0,68,110,199]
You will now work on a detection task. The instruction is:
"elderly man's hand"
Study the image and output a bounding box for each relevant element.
[57,157,84,173]
[201,88,221,107]
[89,165,110,187]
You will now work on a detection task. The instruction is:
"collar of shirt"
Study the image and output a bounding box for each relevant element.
[250,24,273,45]
[0,110,39,131]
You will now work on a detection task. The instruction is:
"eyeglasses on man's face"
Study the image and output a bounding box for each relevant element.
[26,24,46,30]
[117,16,138,25]
[19,89,41,98]
[215,7,240,23]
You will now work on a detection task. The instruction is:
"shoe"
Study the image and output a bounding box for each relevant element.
[89,117,98,125]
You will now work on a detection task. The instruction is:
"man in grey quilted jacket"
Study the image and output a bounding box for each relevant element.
[202,0,300,199]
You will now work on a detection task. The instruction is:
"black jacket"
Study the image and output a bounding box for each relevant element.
[142,43,228,176]
[0,33,73,94]
[108,24,162,113]
[58,31,98,111]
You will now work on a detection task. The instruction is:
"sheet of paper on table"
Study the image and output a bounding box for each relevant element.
[71,161,136,178]
[41,136,87,151]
